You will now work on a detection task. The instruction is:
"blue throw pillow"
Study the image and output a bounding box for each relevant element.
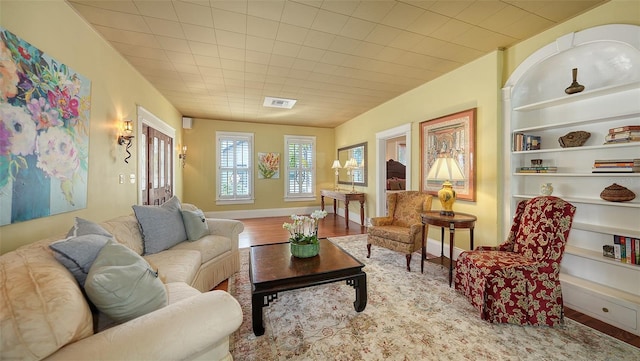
[181,209,209,241]
[50,233,111,286]
[132,196,187,255]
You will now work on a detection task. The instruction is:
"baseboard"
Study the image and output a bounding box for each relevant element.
[204,206,332,220]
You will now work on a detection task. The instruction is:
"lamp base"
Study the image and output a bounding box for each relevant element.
[437,181,457,217]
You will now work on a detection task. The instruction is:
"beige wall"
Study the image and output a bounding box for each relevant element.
[1,1,183,253]
[182,118,335,212]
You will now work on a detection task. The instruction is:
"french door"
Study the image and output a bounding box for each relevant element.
[142,124,174,205]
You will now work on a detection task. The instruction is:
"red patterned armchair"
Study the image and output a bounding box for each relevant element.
[454,196,576,326]
[367,191,432,271]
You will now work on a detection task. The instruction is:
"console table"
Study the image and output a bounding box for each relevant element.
[320,190,365,229]
[420,211,477,287]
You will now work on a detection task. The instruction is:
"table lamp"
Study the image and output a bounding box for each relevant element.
[426,157,465,216]
[344,158,358,193]
[331,160,342,191]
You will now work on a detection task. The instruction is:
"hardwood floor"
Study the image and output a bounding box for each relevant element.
[222,215,640,348]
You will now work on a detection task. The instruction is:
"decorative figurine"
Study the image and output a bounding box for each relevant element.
[558,131,590,148]
[565,68,585,94]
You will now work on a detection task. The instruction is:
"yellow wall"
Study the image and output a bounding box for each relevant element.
[335,51,503,250]
[0,0,183,253]
[182,118,334,212]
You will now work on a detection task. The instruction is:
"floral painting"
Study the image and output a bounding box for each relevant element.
[258,152,279,179]
[0,27,91,226]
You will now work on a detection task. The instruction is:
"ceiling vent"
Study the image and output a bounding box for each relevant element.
[263,96,297,109]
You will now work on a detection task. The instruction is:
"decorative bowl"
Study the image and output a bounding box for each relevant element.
[600,183,636,202]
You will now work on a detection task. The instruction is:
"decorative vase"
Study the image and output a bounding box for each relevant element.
[565,67,585,94]
[290,242,320,258]
[437,180,456,216]
[540,183,554,196]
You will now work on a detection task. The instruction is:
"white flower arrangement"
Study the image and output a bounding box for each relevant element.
[282,210,328,245]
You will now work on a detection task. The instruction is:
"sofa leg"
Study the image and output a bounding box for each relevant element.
[367,243,371,258]
[406,254,411,271]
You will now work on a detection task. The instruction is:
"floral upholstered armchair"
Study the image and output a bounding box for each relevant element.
[367,191,432,271]
[454,196,576,326]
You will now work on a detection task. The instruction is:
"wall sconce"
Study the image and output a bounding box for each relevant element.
[117,120,134,164]
[178,145,187,168]
[426,156,465,216]
[331,159,342,191]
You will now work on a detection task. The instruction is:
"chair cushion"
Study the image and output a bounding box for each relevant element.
[85,240,168,323]
[368,225,413,244]
[133,196,188,255]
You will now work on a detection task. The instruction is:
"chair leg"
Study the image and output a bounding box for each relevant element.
[367,243,371,258]
[405,254,411,271]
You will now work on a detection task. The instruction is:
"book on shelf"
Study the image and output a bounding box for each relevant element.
[608,125,640,134]
[516,166,557,173]
[512,133,541,151]
[604,132,640,142]
[612,235,640,265]
[592,167,640,173]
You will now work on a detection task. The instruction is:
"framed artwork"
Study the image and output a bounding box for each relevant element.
[420,108,476,201]
[0,27,92,225]
[258,152,280,179]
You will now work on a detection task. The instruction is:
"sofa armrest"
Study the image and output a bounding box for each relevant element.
[45,291,242,361]
[206,218,244,251]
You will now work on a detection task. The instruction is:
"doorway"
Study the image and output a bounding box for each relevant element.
[375,124,411,217]
[137,106,176,206]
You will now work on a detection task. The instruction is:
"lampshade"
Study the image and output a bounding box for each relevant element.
[427,157,465,216]
[345,158,358,169]
[426,157,464,181]
[331,160,342,169]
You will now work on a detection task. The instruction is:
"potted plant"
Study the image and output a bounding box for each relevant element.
[283,210,327,258]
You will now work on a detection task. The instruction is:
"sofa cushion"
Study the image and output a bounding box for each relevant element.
[100,215,144,255]
[49,233,111,286]
[143,249,201,285]
[67,217,112,238]
[132,196,188,255]
[85,240,168,323]
[181,209,209,241]
[0,246,93,361]
[171,234,231,264]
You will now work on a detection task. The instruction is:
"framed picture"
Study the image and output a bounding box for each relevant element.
[257,152,280,179]
[420,108,476,201]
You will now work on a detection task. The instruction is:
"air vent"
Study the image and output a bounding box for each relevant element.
[263,96,297,109]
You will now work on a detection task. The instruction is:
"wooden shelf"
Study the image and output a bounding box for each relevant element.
[565,245,640,272]
[572,222,640,239]
[513,81,640,112]
[513,194,640,208]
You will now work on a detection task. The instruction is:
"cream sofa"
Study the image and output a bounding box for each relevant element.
[0,203,244,361]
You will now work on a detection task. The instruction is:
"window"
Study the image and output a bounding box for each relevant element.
[284,135,316,200]
[216,132,254,204]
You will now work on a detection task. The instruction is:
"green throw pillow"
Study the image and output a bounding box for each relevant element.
[132,196,187,254]
[84,240,168,323]
[181,209,209,241]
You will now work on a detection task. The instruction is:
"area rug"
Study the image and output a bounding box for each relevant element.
[230,235,640,360]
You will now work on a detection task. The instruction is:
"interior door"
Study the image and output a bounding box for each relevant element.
[142,124,174,205]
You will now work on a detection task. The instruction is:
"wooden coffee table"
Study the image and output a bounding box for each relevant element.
[249,238,367,336]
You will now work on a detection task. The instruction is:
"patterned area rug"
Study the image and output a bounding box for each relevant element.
[230,235,640,360]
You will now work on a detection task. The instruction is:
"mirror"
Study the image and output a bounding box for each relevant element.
[337,142,367,187]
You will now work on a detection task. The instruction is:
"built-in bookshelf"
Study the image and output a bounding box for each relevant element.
[502,24,640,336]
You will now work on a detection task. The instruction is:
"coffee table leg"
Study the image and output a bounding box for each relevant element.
[347,273,367,312]
[251,293,265,336]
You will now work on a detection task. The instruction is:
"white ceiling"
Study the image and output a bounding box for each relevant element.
[67,0,606,128]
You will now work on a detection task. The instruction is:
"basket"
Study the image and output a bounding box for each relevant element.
[600,183,636,202]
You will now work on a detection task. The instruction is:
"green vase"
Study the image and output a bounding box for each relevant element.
[290,242,319,258]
